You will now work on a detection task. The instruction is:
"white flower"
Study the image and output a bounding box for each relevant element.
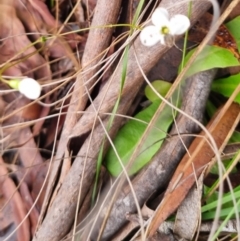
[18,78,42,100]
[140,8,190,46]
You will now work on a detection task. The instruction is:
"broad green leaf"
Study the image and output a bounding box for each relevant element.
[211,73,240,104]
[226,16,240,51]
[105,99,174,176]
[145,80,172,102]
[183,45,239,78]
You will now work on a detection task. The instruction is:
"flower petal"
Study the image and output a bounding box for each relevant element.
[18,78,42,100]
[140,25,163,46]
[169,14,190,35]
[152,8,170,27]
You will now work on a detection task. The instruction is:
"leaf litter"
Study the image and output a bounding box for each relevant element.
[0,1,240,241]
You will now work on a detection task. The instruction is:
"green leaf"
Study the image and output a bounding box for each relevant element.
[226,16,240,51]
[211,73,240,104]
[230,131,240,143]
[145,80,171,102]
[202,205,240,220]
[183,45,239,78]
[202,185,240,220]
[206,101,217,118]
[105,99,174,176]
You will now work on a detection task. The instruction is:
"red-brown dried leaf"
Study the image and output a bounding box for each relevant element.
[0,4,50,79]
[0,157,30,241]
[147,102,240,237]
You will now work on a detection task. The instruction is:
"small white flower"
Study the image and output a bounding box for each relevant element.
[140,8,190,46]
[18,78,42,100]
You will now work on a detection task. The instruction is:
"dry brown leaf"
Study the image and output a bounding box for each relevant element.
[15,0,81,59]
[147,102,240,237]
[0,156,30,241]
[0,4,51,80]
